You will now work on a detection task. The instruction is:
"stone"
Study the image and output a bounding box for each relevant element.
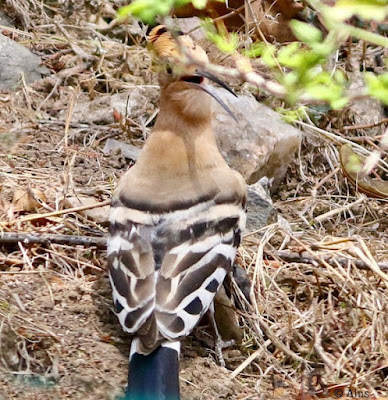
[211,88,302,190]
[176,17,206,41]
[102,138,141,161]
[64,89,158,125]
[246,177,277,232]
[0,33,49,90]
[0,11,13,27]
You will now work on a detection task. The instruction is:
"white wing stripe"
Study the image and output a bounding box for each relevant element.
[108,235,133,253]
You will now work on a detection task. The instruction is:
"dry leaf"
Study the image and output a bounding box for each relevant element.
[340,144,388,199]
[12,188,46,212]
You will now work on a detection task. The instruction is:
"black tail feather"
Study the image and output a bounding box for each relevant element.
[125,345,180,400]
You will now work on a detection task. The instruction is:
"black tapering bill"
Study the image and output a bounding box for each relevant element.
[185,80,238,122]
[196,69,237,98]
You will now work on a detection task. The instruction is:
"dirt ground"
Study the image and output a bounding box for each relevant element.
[0,271,260,400]
[1,1,388,399]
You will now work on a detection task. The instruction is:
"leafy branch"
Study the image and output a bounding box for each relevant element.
[119,0,388,109]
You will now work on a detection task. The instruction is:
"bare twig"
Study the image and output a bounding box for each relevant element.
[342,118,388,131]
[268,249,388,272]
[0,232,107,248]
[313,196,365,223]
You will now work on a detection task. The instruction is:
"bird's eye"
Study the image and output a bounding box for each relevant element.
[181,75,204,84]
[166,65,173,74]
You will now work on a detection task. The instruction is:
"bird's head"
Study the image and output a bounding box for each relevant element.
[148,25,237,123]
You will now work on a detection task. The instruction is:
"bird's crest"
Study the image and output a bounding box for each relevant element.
[147,25,208,68]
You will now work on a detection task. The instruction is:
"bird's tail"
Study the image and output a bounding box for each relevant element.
[125,338,181,400]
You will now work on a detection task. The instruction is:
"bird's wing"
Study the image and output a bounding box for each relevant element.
[108,192,246,354]
[153,200,245,342]
[108,209,157,336]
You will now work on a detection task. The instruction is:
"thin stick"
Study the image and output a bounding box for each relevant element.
[64,85,80,148]
[2,199,111,225]
[353,238,388,284]
[230,348,262,379]
[342,118,388,131]
[268,249,388,272]
[4,232,386,275]
[313,196,365,224]
[0,232,107,248]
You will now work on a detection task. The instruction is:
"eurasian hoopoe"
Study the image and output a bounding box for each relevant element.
[108,25,247,400]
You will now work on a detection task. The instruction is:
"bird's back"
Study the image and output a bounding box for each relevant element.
[108,151,246,354]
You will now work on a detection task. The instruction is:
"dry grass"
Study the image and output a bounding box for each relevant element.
[0,1,387,399]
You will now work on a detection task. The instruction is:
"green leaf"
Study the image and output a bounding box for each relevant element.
[290,20,323,44]
[205,31,238,53]
[330,97,349,109]
[191,0,207,8]
[327,0,388,22]
[283,71,299,87]
[310,41,335,57]
[243,42,266,58]
[277,42,301,68]
[334,69,347,85]
[305,71,346,106]
[365,72,388,105]
[276,106,307,123]
[307,85,336,101]
[118,0,174,23]
[261,45,277,68]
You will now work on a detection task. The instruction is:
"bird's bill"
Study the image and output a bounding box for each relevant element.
[196,69,237,98]
[182,71,238,122]
[194,83,238,122]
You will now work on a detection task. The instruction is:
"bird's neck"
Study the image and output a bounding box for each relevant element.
[135,107,225,177]
[154,89,212,132]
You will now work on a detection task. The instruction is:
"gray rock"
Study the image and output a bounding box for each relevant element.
[63,89,158,125]
[0,33,49,90]
[102,138,141,161]
[211,89,302,189]
[0,11,13,27]
[246,178,276,232]
[177,17,206,41]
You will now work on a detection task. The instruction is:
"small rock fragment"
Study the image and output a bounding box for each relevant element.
[246,178,277,232]
[177,17,206,41]
[103,138,141,161]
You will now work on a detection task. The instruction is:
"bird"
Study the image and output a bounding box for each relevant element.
[107,25,247,400]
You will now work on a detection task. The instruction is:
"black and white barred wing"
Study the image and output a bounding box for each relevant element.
[154,202,245,341]
[108,200,246,350]
[108,208,157,336]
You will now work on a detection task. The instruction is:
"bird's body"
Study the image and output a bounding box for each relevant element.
[108,26,246,399]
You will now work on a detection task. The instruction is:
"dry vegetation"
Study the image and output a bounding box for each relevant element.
[0,1,387,399]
